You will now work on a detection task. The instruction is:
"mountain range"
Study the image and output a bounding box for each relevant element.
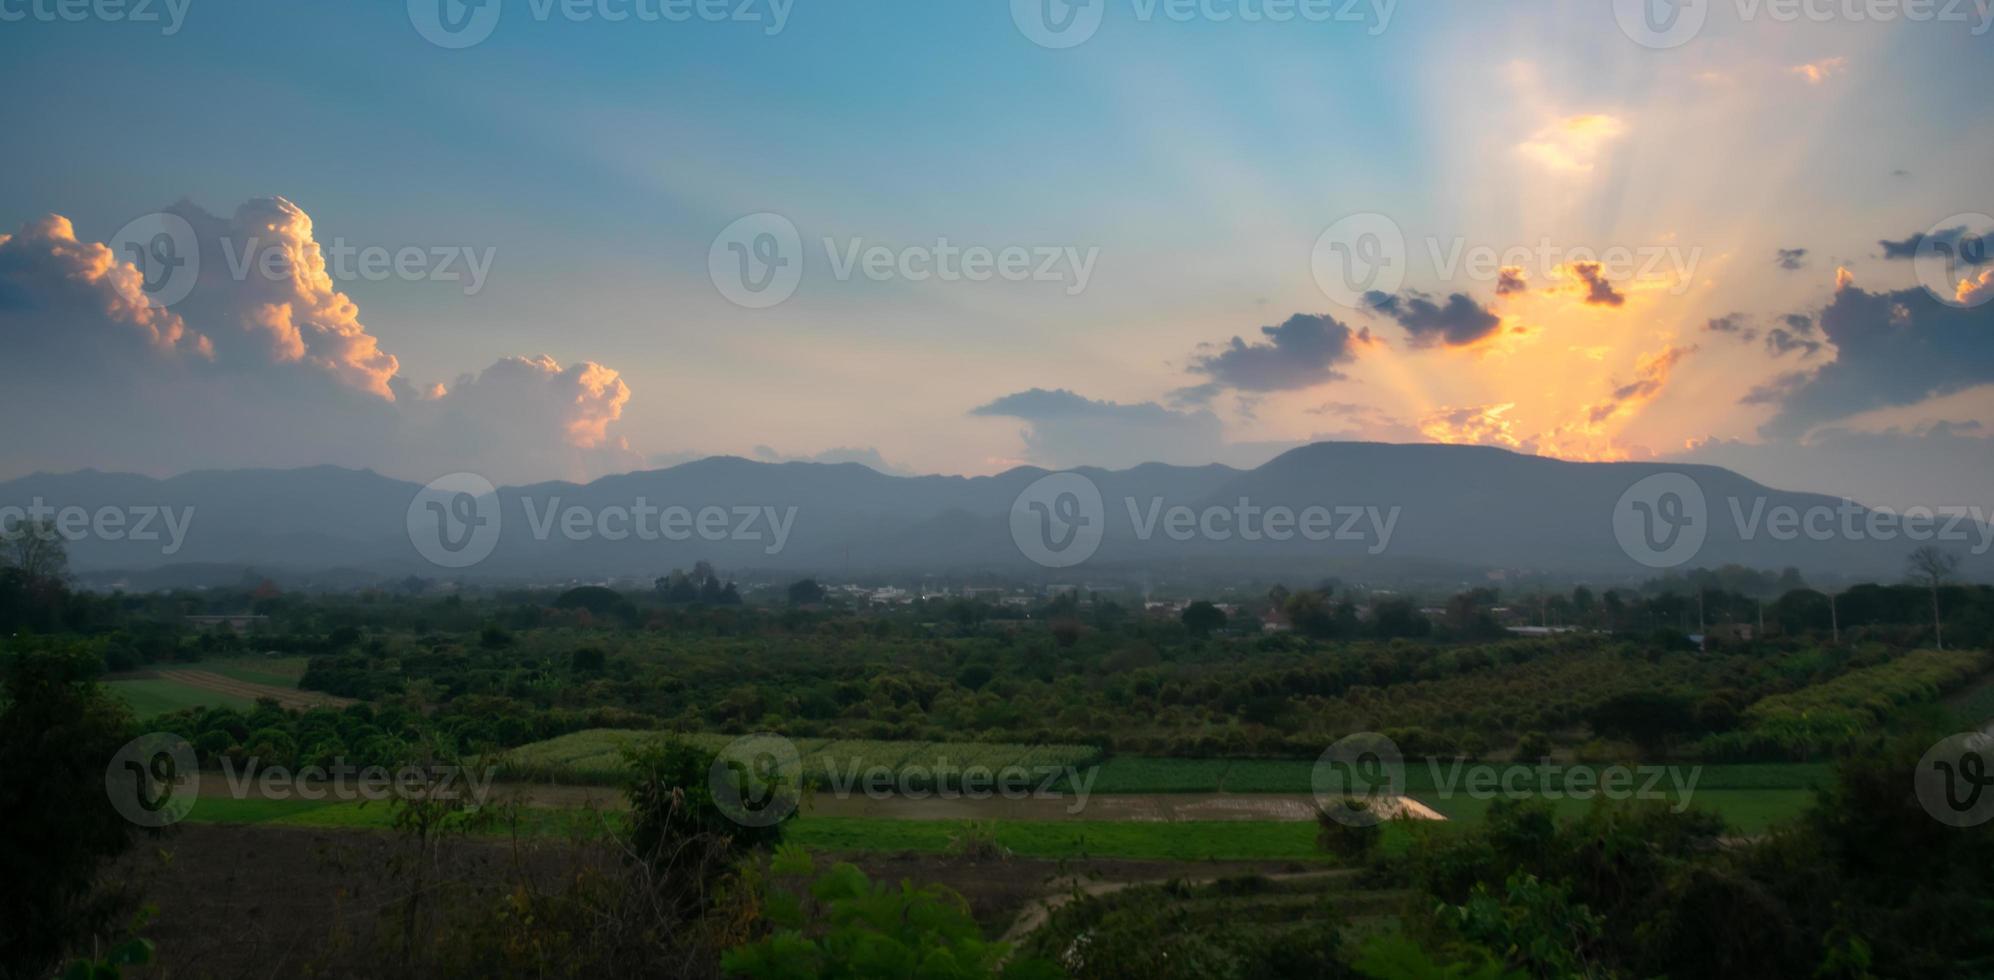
[1,442,1984,589]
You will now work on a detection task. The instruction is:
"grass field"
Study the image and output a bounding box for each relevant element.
[105,658,340,717]
[182,777,1814,858]
[1086,756,1832,795]
[504,729,1101,788]
[107,677,256,718]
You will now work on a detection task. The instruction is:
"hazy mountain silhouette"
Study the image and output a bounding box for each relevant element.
[2,443,1982,587]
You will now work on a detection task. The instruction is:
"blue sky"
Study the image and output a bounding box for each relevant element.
[1,0,1990,507]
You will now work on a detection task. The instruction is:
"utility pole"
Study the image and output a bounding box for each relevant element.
[1828,589,1839,646]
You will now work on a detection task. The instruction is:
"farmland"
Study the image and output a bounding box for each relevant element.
[502,729,1102,787]
[104,656,343,718]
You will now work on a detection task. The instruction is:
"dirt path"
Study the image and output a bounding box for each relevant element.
[158,668,354,711]
[998,867,1362,946]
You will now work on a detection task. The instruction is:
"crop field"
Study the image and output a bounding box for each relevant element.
[106,676,257,718]
[502,728,1102,788]
[107,657,334,718]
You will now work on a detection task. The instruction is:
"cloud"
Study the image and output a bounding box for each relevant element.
[1706,313,1757,341]
[1765,314,1823,358]
[1185,313,1371,392]
[1878,223,1990,263]
[1364,290,1504,348]
[1775,248,1808,271]
[1496,266,1528,295]
[970,387,1227,468]
[1566,261,1626,306]
[1959,269,1994,306]
[1789,57,1847,84]
[1517,113,1627,175]
[1418,403,1526,450]
[1678,421,1994,513]
[0,199,639,483]
[1757,279,1994,438]
[1585,345,1695,425]
[1741,371,1810,406]
[751,444,915,475]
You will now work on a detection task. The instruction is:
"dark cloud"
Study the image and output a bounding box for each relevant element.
[1757,278,1994,438]
[1363,290,1503,348]
[1705,313,1756,341]
[1764,313,1822,358]
[1568,261,1626,306]
[970,387,1230,468]
[1740,371,1810,406]
[1496,266,1528,295]
[1879,225,1990,263]
[1186,313,1370,392]
[1775,248,1808,271]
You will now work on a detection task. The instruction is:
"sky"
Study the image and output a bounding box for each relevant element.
[0,0,1990,510]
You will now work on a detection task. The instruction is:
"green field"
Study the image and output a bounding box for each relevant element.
[105,656,312,719]
[106,678,255,718]
[1086,756,1832,795]
[504,729,1101,788]
[203,656,311,687]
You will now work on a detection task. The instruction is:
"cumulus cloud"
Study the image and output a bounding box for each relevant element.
[0,198,639,483]
[1185,313,1371,392]
[1775,248,1808,271]
[970,387,1227,468]
[1364,290,1504,348]
[1757,277,1994,438]
[1496,266,1528,295]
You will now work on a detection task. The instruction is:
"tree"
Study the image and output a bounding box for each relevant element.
[723,848,1058,979]
[1587,691,1695,756]
[787,578,827,606]
[2,518,69,588]
[1180,600,1227,637]
[0,640,143,977]
[1905,545,1959,650]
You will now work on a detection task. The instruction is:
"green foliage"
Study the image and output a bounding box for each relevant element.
[724,852,1057,979]
[58,938,152,980]
[1709,649,1990,758]
[1316,802,1384,862]
[1351,935,1523,980]
[0,638,144,980]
